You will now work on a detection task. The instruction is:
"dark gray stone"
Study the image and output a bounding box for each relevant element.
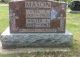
[1,27,73,49]
[69,1,80,11]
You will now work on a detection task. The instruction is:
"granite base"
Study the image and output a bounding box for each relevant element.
[0,27,73,49]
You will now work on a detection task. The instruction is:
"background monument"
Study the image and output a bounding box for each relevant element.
[0,0,72,49]
[69,0,80,11]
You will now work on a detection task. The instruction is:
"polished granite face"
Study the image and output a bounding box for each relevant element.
[9,1,66,33]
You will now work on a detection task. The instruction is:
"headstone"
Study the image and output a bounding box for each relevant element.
[69,1,80,11]
[0,0,73,49]
[9,1,66,33]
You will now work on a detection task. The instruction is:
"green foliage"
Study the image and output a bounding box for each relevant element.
[64,0,72,2]
[56,0,72,3]
[1,0,11,3]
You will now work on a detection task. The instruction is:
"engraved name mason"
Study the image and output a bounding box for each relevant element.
[25,1,51,8]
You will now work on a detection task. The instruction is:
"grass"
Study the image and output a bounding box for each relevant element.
[0,5,9,33]
[0,4,80,57]
[66,12,80,57]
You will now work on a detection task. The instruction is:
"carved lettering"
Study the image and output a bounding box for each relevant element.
[26,9,51,18]
[25,1,51,8]
[9,1,66,33]
[26,19,50,28]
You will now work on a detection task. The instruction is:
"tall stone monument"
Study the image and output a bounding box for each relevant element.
[0,0,72,49]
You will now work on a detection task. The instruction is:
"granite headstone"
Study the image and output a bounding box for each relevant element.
[0,0,73,49]
[9,1,66,33]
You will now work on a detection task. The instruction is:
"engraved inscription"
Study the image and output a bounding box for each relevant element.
[9,1,66,33]
[25,1,51,8]
[25,1,51,28]
[26,9,51,18]
[26,19,50,28]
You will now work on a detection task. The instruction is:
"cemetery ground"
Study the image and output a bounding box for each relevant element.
[0,4,80,57]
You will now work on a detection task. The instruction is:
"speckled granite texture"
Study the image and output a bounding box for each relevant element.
[1,27,73,49]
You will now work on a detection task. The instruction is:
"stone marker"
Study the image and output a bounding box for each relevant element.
[0,0,73,49]
[69,1,80,11]
[9,1,66,33]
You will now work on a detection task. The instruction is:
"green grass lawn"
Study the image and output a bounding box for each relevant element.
[0,6,9,33]
[66,12,80,57]
[0,4,80,57]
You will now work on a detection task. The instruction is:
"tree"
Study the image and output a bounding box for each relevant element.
[1,0,5,2]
